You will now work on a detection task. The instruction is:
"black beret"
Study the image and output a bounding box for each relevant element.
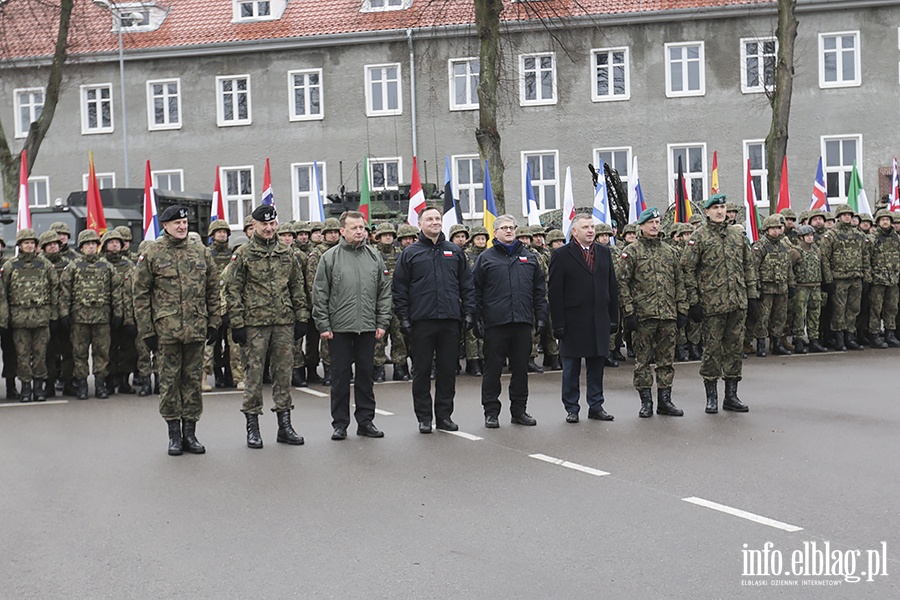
[160,205,189,223]
[252,204,277,222]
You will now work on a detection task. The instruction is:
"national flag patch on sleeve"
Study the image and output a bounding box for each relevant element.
[518,256,528,262]
[443,251,453,257]
[688,240,695,246]
[621,253,628,259]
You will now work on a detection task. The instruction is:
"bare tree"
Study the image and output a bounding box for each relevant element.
[765,0,798,211]
[475,0,506,213]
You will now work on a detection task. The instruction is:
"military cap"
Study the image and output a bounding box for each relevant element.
[308,221,324,233]
[545,229,565,243]
[808,209,825,220]
[873,209,893,222]
[243,215,254,230]
[778,208,797,220]
[296,221,312,234]
[689,213,703,225]
[38,230,60,248]
[397,224,419,238]
[637,207,661,224]
[231,233,249,249]
[114,225,133,241]
[77,229,101,247]
[824,211,836,222]
[275,222,294,235]
[374,222,397,239]
[796,224,815,236]
[798,210,811,222]
[100,229,124,248]
[208,219,232,237]
[513,226,531,239]
[322,218,341,233]
[15,228,38,245]
[50,221,72,235]
[529,225,545,237]
[706,194,728,209]
[858,213,874,224]
[160,204,190,223]
[251,204,277,222]
[290,221,305,234]
[610,219,618,228]
[893,212,900,223]
[622,223,638,235]
[762,214,783,230]
[833,204,854,217]
[470,225,489,239]
[594,223,613,235]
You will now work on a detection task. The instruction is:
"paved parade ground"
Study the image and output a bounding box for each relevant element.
[2,351,899,599]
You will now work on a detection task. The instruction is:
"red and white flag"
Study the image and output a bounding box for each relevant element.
[407,156,426,225]
[211,165,226,223]
[143,160,160,241]
[889,158,900,213]
[17,151,32,231]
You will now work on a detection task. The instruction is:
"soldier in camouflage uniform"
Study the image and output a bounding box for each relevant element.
[854,213,876,344]
[373,223,408,382]
[134,240,157,396]
[203,219,234,390]
[752,215,799,357]
[0,236,16,400]
[40,230,72,398]
[725,202,740,226]
[529,224,560,371]
[463,225,488,375]
[2,229,59,403]
[449,223,470,248]
[101,229,138,394]
[779,209,799,246]
[866,209,900,348]
[591,223,621,368]
[791,225,831,354]
[227,205,308,449]
[272,222,308,388]
[618,207,688,418]
[60,229,123,400]
[49,222,77,260]
[134,206,221,456]
[818,204,870,351]
[682,194,758,414]
[305,217,340,384]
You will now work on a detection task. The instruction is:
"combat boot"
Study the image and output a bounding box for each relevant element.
[20,380,32,403]
[527,359,544,373]
[704,380,718,414]
[153,373,160,394]
[180,420,205,454]
[688,343,703,361]
[374,365,385,383]
[868,332,888,349]
[5,378,18,401]
[675,344,689,362]
[723,379,749,412]
[465,360,480,376]
[76,379,89,400]
[743,340,754,354]
[95,377,109,399]
[544,355,562,371]
[885,330,900,348]
[808,338,828,353]
[831,331,846,351]
[44,380,55,398]
[276,410,304,445]
[138,376,152,397]
[245,413,263,448]
[322,365,332,386]
[291,367,307,387]
[166,420,183,456]
[33,379,47,402]
[756,338,768,357]
[793,338,808,354]
[54,378,65,392]
[393,363,410,381]
[63,379,79,397]
[844,331,864,351]
[781,336,794,352]
[611,348,626,362]
[772,337,792,356]
[118,374,135,394]
[638,388,653,418]
[657,388,684,417]
[306,365,323,384]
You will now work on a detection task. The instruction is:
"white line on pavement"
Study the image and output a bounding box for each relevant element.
[682,497,803,532]
[298,388,328,397]
[528,453,610,477]
[0,400,69,408]
[440,430,483,441]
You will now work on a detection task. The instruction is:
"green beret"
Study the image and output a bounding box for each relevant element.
[637,207,660,224]
[705,194,727,209]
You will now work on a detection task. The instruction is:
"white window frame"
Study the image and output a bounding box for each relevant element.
[221,166,255,227]
[14,87,45,139]
[360,0,411,12]
[743,140,769,206]
[519,52,558,106]
[451,154,485,220]
[666,143,708,204]
[152,169,185,192]
[448,57,480,111]
[593,147,632,189]
[146,78,182,131]
[369,157,402,191]
[216,75,252,127]
[590,47,630,102]
[290,162,327,221]
[80,83,114,134]
[365,64,403,117]
[740,37,778,94]
[233,0,277,22]
[287,69,324,122]
[665,42,706,98]
[521,150,560,214]
[821,134,862,203]
[819,31,861,89]
[27,176,50,208]
[82,172,116,190]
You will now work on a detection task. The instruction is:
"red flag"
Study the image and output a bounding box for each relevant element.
[86,151,108,235]
[745,158,761,243]
[16,150,32,231]
[776,155,791,213]
[711,151,720,195]
[211,165,226,222]
[407,156,426,225]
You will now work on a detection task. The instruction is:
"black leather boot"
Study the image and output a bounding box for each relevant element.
[845,331,863,351]
[374,365,385,383]
[869,332,888,349]
[291,367,307,387]
[20,380,32,403]
[306,365,323,384]
[544,355,562,371]
[181,419,206,454]
[723,379,749,412]
[465,360,480,376]
[276,410,304,445]
[5,378,18,400]
[95,377,109,399]
[322,365,332,386]
[44,379,55,398]
[76,379,89,400]
[808,338,827,353]
[688,343,703,361]
[675,344,689,362]
[793,338,807,354]
[704,379,718,414]
[638,388,653,418]
[772,337,792,356]
[831,331,846,351]
[117,374,135,394]
[54,378,65,392]
[138,375,152,397]
[657,387,683,416]
[756,338,768,357]
[33,379,47,402]
[63,379,79,397]
[611,348,626,362]
[886,330,900,348]
[245,413,263,448]
[527,359,544,373]
[167,420,183,456]
[393,363,410,381]
[153,373,160,394]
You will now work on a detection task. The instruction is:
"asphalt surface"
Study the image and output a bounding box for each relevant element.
[2,349,899,599]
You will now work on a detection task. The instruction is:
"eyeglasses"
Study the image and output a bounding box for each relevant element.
[497,226,516,232]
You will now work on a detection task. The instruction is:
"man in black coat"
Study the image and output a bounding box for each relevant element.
[472,215,548,428]
[548,213,619,423]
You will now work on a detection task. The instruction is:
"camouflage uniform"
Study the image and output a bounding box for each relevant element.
[868,210,900,343]
[289,222,311,383]
[373,223,407,377]
[41,231,73,394]
[204,220,236,387]
[791,227,831,349]
[463,230,488,369]
[102,230,138,392]
[305,218,340,377]
[529,225,560,368]
[752,217,799,347]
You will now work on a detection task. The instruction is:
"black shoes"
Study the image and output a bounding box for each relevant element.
[484,415,500,429]
[331,427,347,441]
[392,364,410,381]
[808,338,828,353]
[322,365,332,386]
[20,380,32,403]
[793,338,808,354]
[756,338,768,357]
[722,379,749,412]
[117,375,136,394]
[656,388,683,417]
[465,360,482,376]
[435,418,458,432]
[95,377,109,399]
[771,337,792,356]
[604,356,619,368]
[357,422,384,438]
[869,332,889,349]
[245,413,263,448]
[33,379,47,402]
[374,366,386,383]
[5,378,19,401]
[181,419,206,454]
[167,420,183,456]
[276,411,304,445]
[704,379,718,414]
[844,331,864,351]
[418,421,432,434]
[885,330,900,348]
[291,367,308,387]
[527,359,544,373]
[306,365,324,384]
[543,355,562,371]
[511,413,537,426]
[565,412,579,423]
[587,407,614,421]
[76,379,89,400]
[611,349,627,362]
[638,388,653,418]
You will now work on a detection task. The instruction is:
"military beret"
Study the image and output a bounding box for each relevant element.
[160,205,189,223]
[705,194,727,209]
[251,204,277,222]
[637,207,660,224]
[796,224,815,236]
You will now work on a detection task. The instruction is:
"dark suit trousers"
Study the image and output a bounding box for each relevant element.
[482,323,532,417]
[329,332,376,429]
[561,356,606,414]
[410,319,458,422]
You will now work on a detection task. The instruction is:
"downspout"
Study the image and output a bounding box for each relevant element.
[407,28,418,158]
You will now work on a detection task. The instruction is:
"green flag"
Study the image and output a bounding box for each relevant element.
[847,161,872,215]
[359,156,370,222]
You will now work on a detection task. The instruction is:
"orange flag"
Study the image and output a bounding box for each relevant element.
[86,151,108,235]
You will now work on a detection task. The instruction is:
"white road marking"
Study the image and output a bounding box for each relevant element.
[298,388,328,397]
[440,430,483,441]
[528,453,610,477]
[682,497,803,532]
[0,400,69,408]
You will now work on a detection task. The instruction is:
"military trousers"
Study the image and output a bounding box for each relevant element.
[869,284,900,332]
[13,327,49,381]
[157,340,204,422]
[755,292,789,338]
[374,313,407,367]
[700,309,746,382]
[464,328,483,360]
[531,315,559,359]
[71,323,110,379]
[830,278,862,332]
[47,327,74,383]
[241,325,294,415]
[633,319,676,389]
[137,332,153,378]
[791,286,822,339]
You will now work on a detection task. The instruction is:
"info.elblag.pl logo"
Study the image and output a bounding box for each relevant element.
[741,541,889,586]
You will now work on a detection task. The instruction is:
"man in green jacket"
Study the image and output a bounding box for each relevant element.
[312,211,391,441]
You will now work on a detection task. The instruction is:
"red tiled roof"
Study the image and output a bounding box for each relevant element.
[1,0,773,61]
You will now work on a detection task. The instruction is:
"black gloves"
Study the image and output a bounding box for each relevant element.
[822,282,836,295]
[399,319,412,336]
[294,321,308,340]
[689,304,704,323]
[862,282,871,295]
[676,313,688,329]
[535,320,547,334]
[624,314,639,332]
[221,314,230,330]
[747,297,760,318]
[49,319,60,334]
[123,324,137,337]
[206,327,219,346]
[144,336,159,352]
[473,319,485,340]
[788,287,796,299]
[111,315,124,330]
[464,314,476,331]
[553,327,566,339]
[231,327,247,346]
[60,315,73,331]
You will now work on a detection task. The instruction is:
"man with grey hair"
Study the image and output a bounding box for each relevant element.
[473,215,548,428]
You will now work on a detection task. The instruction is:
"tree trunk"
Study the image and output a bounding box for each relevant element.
[475,0,505,214]
[0,0,74,206]
[765,0,798,212]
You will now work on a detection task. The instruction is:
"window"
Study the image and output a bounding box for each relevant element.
[28,177,50,208]
[116,9,150,30]
[820,32,861,88]
[741,38,777,94]
[221,166,254,226]
[14,88,44,138]
[146,79,181,130]
[449,58,480,111]
[591,48,630,102]
[452,155,484,219]
[667,144,707,204]
[82,172,116,190]
[291,162,327,221]
[369,158,401,191]
[743,140,768,205]
[288,69,323,121]
[520,53,557,106]
[522,151,559,212]
[593,147,631,188]
[365,64,402,116]
[822,135,861,202]
[80,84,114,134]
[665,42,705,97]
[361,0,410,11]
[217,75,251,127]
[235,0,270,20]
[152,169,184,192]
